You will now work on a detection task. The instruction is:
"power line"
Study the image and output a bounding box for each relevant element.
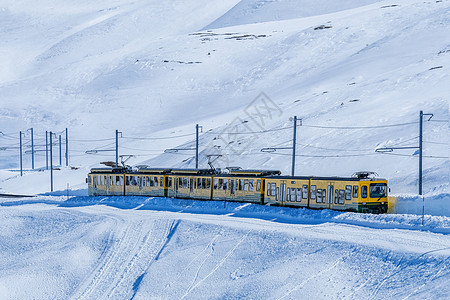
[378,152,447,159]
[209,126,293,135]
[297,143,373,152]
[424,140,448,145]
[71,138,116,142]
[302,121,418,130]
[122,133,196,140]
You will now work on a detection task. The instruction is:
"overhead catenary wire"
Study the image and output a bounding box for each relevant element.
[122,132,196,140]
[209,126,293,135]
[378,152,448,159]
[302,121,419,130]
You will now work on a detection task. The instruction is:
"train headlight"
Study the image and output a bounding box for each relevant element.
[362,202,366,205]
[381,202,385,205]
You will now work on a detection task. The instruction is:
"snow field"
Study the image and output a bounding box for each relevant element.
[0,200,448,299]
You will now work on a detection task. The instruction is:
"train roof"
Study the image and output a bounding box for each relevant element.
[89,167,127,173]
[169,168,215,175]
[138,167,172,174]
[265,175,386,181]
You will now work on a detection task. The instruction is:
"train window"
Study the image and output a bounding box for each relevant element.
[160,177,164,187]
[155,177,159,187]
[218,179,223,189]
[249,180,254,191]
[334,190,339,204]
[345,185,351,200]
[214,178,218,189]
[168,177,172,187]
[296,188,302,202]
[239,179,244,191]
[271,183,276,196]
[287,188,292,201]
[202,178,206,189]
[339,190,345,204]
[126,176,129,186]
[370,183,387,198]
[183,178,188,188]
[267,183,271,196]
[207,178,211,189]
[179,178,183,188]
[133,177,138,186]
[223,180,227,190]
[302,185,308,199]
[352,185,358,198]
[120,176,123,186]
[322,189,326,202]
[317,189,322,203]
[257,180,261,191]
[244,179,249,191]
[197,178,201,188]
[310,185,316,200]
[361,186,368,198]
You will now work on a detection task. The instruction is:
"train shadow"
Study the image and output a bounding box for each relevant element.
[1,195,449,234]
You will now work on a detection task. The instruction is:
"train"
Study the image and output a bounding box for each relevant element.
[87,167,389,213]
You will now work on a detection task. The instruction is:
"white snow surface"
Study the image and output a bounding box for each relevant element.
[0,1,450,298]
[0,196,449,299]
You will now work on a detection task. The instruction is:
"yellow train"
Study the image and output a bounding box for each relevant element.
[87,168,389,213]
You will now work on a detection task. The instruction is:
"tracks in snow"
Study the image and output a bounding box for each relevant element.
[71,214,179,299]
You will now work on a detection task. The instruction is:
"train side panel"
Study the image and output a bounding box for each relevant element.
[263,177,310,208]
[167,174,212,200]
[212,176,263,204]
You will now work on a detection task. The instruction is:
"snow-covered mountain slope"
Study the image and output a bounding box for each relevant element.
[0,0,449,198]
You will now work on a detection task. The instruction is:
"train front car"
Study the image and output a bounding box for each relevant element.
[353,172,388,213]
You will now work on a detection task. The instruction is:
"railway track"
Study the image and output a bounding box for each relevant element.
[0,193,34,198]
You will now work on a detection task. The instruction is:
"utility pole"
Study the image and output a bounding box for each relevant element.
[375,110,433,225]
[50,131,53,192]
[196,124,199,169]
[116,129,119,167]
[261,116,302,175]
[59,135,62,166]
[30,128,34,170]
[418,110,433,196]
[65,128,68,167]
[292,116,297,176]
[19,131,23,176]
[45,130,49,170]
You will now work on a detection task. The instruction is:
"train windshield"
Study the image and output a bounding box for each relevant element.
[370,183,387,198]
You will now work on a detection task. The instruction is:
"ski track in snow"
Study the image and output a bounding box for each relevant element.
[71,216,177,299]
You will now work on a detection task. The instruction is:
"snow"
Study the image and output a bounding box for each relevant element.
[0,0,449,298]
[0,196,449,299]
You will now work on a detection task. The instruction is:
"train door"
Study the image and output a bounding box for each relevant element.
[106,176,110,194]
[189,178,194,196]
[174,176,178,196]
[230,180,235,196]
[327,184,334,209]
[280,182,286,205]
